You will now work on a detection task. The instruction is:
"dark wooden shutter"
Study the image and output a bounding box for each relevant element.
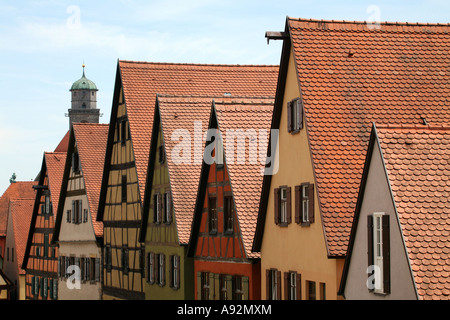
[72,201,76,224]
[284,272,289,300]
[169,255,173,288]
[308,183,315,223]
[382,215,391,294]
[297,99,304,130]
[167,191,172,223]
[276,270,282,300]
[274,188,280,225]
[266,270,270,300]
[287,101,293,132]
[176,255,180,289]
[296,273,302,300]
[367,215,374,292]
[158,193,162,223]
[286,187,292,224]
[162,254,166,286]
[295,186,301,224]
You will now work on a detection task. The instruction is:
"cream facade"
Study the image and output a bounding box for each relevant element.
[257,50,344,300]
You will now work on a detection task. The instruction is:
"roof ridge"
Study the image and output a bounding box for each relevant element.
[288,16,450,27]
[119,60,279,68]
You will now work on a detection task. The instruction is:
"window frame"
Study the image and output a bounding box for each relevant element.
[208,195,218,234]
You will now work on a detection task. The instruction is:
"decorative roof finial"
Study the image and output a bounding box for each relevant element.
[82,61,86,77]
[9,173,16,184]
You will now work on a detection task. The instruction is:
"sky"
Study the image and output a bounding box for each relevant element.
[0,0,449,195]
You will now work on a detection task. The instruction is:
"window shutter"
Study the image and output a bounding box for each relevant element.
[95,258,100,282]
[286,187,292,224]
[296,273,302,300]
[169,255,173,288]
[176,255,181,289]
[308,184,315,223]
[266,270,270,300]
[297,99,303,130]
[158,193,162,223]
[287,100,293,132]
[274,188,280,225]
[242,276,249,300]
[66,210,71,223]
[153,253,158,284]
[53,278,58,300]
[167,191,173,223]
[284,272,289,300]
[382,215,391,294]
[197,272,202,300]
[83,209,88,223]
[295,186,301,223]
[367,215,374,292]
[71,201,76,224]
[276,270,282,300]
[162,254,166,286]
[208,273,214,300]
[31,276,35,296]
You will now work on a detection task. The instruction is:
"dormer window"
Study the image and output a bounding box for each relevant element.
[287,98,303,133]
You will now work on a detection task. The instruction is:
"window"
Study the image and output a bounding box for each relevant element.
[223,195,234,233]
[285,271,301,300]
[368,213,391,294]
[220,274,229,300]
[201,272,210,300]
[170,255,180,290]
[307,281,316,300]
[274,187,291,226]
[153,193,161,224]
[215,134,224,169]
[147,252,155,284]
[295,183,315,225]
[157,253,165,286]
[122,247,129,275]
[208,196,217,234]
[66,209,71,223]
[159,145,165,164]
[233,276,244,300]
[72,152,80,173]
[44,234,49,258]
[163,192,172,224]
[83,209,89,223]
[119,119,127,146]
[105,245,112,272]
[121,175,127,203]
[267,269,281,300]
[72,200,82,224]
[287,98,303,133]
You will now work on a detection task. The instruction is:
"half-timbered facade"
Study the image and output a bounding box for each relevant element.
[22,152,66,300]
[53,123,108,300]
[188,97,274,300]
[98,61,278,300]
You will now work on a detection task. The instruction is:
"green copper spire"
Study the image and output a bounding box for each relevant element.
[70,64,98,91]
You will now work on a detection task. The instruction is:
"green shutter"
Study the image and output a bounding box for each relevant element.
[242,276,249,300]
[197,272,202,300]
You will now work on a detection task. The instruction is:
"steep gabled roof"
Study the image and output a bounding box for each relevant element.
[54,131,70,153]
[140,95,214,244]
[99,61,279,222]
[0,182,36,238]
[54,123,108,241]
[188,96,274,259]
[254,17,450,257]
[22,152,66,270]
[9,199,34,274]
[376,125,450,300]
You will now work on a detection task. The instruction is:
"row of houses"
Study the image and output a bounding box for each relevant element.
[1,17,449,300]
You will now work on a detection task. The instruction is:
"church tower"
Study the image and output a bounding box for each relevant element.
[67,64,101,128]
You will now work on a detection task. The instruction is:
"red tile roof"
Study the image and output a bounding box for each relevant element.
[287,18,450,256]
[9,199,34,274]
[119,61,279,201]
[44,152,66,218]
[156,95,216,244]
[376,125,450,300]
[214,98,274,258]
[54,131,70,153]
[73,123,109,237]
[0,182,36,237]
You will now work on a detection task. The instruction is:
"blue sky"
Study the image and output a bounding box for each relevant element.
[0,0,449,195]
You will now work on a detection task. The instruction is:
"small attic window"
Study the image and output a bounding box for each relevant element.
[82,103,87,109]
[287,98,303,133]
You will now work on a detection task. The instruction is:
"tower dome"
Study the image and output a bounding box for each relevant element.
[67,64,101,128]
[70,65,98,91]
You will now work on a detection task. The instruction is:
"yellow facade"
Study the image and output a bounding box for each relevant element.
[259,50,344,300]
